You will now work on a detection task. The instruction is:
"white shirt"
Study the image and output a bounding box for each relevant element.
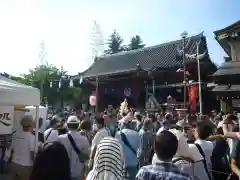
[195,139,213,169]
[12,132,35,166]
[59,131,90,178]
[91,128,109,150]
[44,128,59,143]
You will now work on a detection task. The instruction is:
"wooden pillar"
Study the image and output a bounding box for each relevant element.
[220,99,232,113]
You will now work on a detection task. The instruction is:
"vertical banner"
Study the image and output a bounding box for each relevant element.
[0,106,14,134]
[189,85,198,114]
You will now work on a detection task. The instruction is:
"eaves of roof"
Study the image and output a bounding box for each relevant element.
[214,20,240,56]
[81,32,211,78]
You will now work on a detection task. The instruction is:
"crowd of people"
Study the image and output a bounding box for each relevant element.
[1,107,240,180]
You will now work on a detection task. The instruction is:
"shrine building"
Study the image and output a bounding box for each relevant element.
[73,33,217,112]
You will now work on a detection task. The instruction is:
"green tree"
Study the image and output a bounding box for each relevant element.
[1,64,84,108]
[128,35,145,50]
[20,63,82,107]
[0,72,30,85]
[104,30,125,54]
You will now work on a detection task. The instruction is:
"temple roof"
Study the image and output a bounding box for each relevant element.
[81,33,211,78]
[212,84,240,92]
[212,61,240,76]
[214,20,240,36]
[214,20,240,56]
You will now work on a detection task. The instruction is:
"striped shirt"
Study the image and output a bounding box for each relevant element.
[86,137,124,180]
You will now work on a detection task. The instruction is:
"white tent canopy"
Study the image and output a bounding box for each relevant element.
[0,75,41,153]
[0,75,40,106]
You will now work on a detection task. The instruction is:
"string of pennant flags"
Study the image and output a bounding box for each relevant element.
[49,76,83,88]
[1,73,84,88]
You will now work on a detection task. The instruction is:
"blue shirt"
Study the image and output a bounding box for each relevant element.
[115,128,140,167]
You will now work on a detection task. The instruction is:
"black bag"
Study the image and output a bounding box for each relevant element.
[32,131,44,143]
[120,131,136,155]
[67,134,89,163]
[211,138,232,180]
[195,143,212,180]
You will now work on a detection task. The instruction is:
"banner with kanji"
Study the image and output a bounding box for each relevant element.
[189,85,198,114]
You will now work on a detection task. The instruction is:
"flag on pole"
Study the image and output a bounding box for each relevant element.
[189,85,198,114]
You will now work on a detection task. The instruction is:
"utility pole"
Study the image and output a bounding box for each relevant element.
[95,76,99,113]
[185,36,206,114]
[90,21,104,113]
[38,41,47,103]
[181,31,188,110]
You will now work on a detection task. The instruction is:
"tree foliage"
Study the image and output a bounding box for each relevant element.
[103,30,145,56]
[104,30,125,54]
[1,63,83,108]
[128,35,145,50]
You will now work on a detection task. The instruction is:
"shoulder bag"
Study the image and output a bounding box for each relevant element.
[45,129,52,141]
[120,131,136,155]
[67,134,89,163]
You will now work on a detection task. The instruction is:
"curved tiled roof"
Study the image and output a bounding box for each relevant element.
[212,61,240,76]
[83,33,209,78]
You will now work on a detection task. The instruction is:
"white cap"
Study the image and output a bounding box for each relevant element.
[67,116,80,124]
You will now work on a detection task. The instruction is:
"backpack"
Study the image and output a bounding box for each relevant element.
[211,138,232,180]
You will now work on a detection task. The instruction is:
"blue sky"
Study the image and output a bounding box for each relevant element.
[0,0,239,75]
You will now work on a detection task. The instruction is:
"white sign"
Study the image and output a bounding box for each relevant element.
[0,106,14,134]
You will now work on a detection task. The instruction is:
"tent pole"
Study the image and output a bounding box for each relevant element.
[35,106,40,154]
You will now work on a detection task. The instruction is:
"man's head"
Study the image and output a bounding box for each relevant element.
[194,121,213,140]
[122,116,133,129]
[142,118,152,130]
[103,107,116,125]
[79,119,92,131]
[67,116,80,131]
[154,130,178,161]
[21,115,34,132]
[50,115,61,129]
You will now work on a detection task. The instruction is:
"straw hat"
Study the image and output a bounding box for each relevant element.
[20,115,35,127]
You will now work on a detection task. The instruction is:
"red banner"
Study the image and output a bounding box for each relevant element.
[189,85,198,114]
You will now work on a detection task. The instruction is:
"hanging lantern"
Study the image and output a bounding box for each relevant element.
[89,93,96,106]
[50,81,52,88]
[69,79,74,87]
[59,79,62,88]
[79,76,83,84]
